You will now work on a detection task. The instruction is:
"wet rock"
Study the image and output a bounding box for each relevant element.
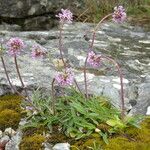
[53,143,70,150]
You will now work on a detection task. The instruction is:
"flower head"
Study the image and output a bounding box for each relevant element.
[31,44,47,59]
[87,51,101,68]
[112,6,126,23]
[55,68,74,86]
[56,9,73,24]
[7,37,25,56]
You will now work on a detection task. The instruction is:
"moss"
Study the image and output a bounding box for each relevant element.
[71,118,150,150]
[22,126,47,137]
[0,109,21,130]
[104,137,134,150]
[0,94,22,113]
[72,134,104,150]
[19,134,45,150]
[125,117,150,143]
[0,94,22,102]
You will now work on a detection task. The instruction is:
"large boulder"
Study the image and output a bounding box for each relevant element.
[0,0,85,18]
[0,0,85,30]
[0,22,149,115]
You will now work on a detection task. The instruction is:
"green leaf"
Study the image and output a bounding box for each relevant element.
[70,102,87,115]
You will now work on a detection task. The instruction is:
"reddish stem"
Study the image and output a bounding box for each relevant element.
[84,56,88,99]
[101,55,125,118]
[59,25,66,68]
[1,56,15,93]
[58,24,82,95]
[74,79,83,96]
[84,14,112,99]
[14,56,29,99]
[14,56,39,111]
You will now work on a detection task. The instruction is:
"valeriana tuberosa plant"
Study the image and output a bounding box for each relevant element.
[50,9,74,114]
[0,40,16,93]
[56,8,73,68]
[51,9,82,114]
[6,37,37,108]
[84,6,127,118]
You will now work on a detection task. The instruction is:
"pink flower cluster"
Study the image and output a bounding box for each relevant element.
[7,37,25,56]
[56,9,73,24]
[31,44,47,59]
[87,51,101,68]
[55,68,74,86]
[112,6,126,23]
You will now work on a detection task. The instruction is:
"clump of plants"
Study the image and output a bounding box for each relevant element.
[0,5,146,149]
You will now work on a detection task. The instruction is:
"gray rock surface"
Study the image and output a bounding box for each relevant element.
[0,22,150,115]
[5,131,22,150]
[53,143,70,150]
[0,0,85,30]
[0,0,85,18]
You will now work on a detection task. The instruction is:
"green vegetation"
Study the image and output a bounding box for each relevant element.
[72,117,150,150]
[81,0,150,24]
[23,89,143,144]
[0,94,23,130]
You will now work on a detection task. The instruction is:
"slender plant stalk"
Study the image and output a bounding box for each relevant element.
[51,78,56,115]
[59,25,66,68]
[1,56,15,93]
[14,56,30,100]
[84,13,112,99]
[74,79,83,95]
[83,57,88,99]
[58,24,82,95]
[1,56,39,111]
[101,55,125,118]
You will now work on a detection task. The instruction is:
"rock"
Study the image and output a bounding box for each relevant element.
[5,131,22,150]
[0,0,85,18]
[44,142,53,150]
[23,16,55,31]
[0,23,21,31]
[0,22,150,115]
[0,130,3,138]
[53,143,70,150]
[4,128,16,137]
[0,0,86,30]
[0,135,10,143]
[146,106,150,115]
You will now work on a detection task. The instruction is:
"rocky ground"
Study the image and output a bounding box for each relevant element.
[0,21,150,150]
[0,22,150,116]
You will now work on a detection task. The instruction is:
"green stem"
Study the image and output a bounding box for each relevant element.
[51,78,56,115]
